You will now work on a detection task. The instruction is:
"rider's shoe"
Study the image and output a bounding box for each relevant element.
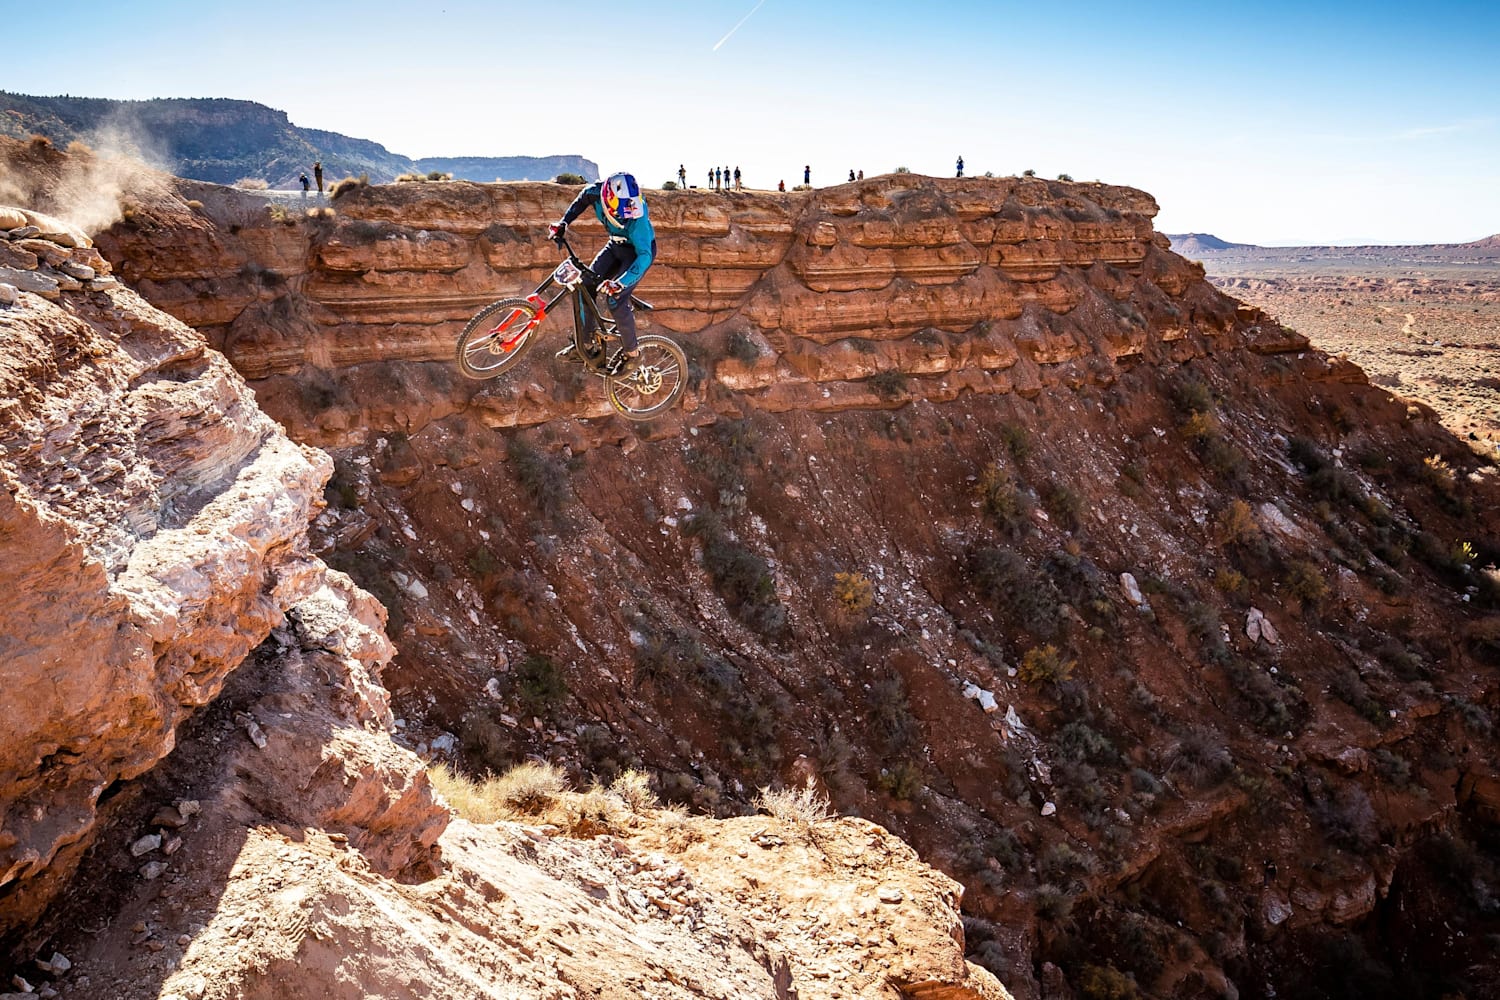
[603,349,640,377]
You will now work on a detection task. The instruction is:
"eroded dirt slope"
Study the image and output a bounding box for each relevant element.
[13,137,1500,998]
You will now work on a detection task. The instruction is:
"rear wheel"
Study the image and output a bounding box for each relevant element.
[606,334,688,421]
[456,298,541,379]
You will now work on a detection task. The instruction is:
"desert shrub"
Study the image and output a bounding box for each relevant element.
[1019,644,1075,686]
[1034,884,1075,922]
[1023,168,1036,177]
[971,547,1062,639]
[1057,173,1074,182]
[1078,964,1140,1000]
[986,828,1025,870]
[869,369,908,399]
[1282,559,1329,610]
[514,654,568,716]
[1223,659,1296,734]
[1312,780,1378,852]
[1451,696,1493,736]
[395,172,426,182]
[1331,668,1385,724]
[1176,728,1233,788]
[876,760,925,800]
[1215,500,1260,547]
[999,422,1032,461]
[661,180,678,190]
[1039,841,1094,882]
[233,176,269,190]
[1287,435,1331,473]
[1213,568,1249,597]
[1420,453,1457,496]
[976,465,1034,536]
[467,546,501,578]
[329,174,370,199]
[686,511,785,635]
[833,570,875,616]
[1041,481,1083,531]
[1055,721,1121,767]
[554,172,587,184]
[867,674,920,751]
[507,436,571,522]
[726,329,761,363]
[1373,748,1414,789]
[428,170,451,181]
[756,778,832,829]
[1169,373,1215,416]
[894,166,912,173]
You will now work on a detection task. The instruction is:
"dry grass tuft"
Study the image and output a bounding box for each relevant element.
[756,778,832,830]
[431,763,660,837]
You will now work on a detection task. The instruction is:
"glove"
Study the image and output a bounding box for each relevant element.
[600,279,624,297]
[548,221,567,243]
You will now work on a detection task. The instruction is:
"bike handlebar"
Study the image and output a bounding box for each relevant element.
[550,231,653,310]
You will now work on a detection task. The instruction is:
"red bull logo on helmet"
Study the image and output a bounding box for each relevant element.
[602,172,645,221]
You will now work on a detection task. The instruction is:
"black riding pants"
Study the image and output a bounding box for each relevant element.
[581,238,654,351]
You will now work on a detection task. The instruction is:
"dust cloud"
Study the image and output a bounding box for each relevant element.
[1,110,174,235]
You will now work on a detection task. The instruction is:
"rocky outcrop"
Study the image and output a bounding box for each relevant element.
[0,217,445,939]
[95,173,1253,446]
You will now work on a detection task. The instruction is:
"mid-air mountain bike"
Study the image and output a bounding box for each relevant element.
[455,233,688,421]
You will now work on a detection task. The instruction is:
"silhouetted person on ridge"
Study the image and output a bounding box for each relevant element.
[956,155,964,178]
[734,166,741,190]
[858,169,864,180]
[313,161,323,193]
[778,179,785,192]
[300,173,310,196]
[803,164,810,185]
[848,169,855,182]
[678,164,687,188]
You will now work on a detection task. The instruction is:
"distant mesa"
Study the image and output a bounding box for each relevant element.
[1462,233,1500,249]
[0,91,597,188]
[1164,233,1257,253]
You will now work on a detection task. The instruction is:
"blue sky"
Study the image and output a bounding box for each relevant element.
[6,0,1498,244]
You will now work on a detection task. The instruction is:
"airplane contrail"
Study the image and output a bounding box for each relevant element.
[712,0,769,51]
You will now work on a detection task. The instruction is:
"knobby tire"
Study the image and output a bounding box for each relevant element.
[455,297,541,380]
[606,334,688,421]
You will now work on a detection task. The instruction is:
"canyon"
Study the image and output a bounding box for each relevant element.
[2,136,1499,999]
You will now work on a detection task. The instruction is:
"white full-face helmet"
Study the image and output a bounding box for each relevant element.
[601,172,645,223]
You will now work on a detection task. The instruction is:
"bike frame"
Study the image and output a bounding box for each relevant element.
[522,234,653,368]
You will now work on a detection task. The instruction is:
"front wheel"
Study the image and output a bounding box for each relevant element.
[456,297,542,380]
[607,334,689,421]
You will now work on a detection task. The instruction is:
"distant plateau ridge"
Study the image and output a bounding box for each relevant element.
[0,91,597,187]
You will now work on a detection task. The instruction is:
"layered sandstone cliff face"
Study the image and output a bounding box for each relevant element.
[0,166,1010,998]
[20,147,1500,999]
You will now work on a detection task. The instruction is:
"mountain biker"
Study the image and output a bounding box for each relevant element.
[548,172,657,375]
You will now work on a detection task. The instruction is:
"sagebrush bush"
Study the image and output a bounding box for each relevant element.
[833,570,875,615]
[1019,644,1074,685]
[507,437,571,522]
[1283,559,1329,609]
[726,329,761,363]
[756,779,832,829]
[972,547,1063,639]
[554,172,587,184]
[869,369,908,399]
[515,654,568,716]
[976,465,1034,536]
[330,174,369,199]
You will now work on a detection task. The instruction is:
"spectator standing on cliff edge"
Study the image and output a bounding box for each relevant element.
[678,164,687,188]
[734,166,742,190]
[300,172,310,197]
[548,172,656,376]
[803,164,810,185]
[313,161,323,194]
[956,155,964,178]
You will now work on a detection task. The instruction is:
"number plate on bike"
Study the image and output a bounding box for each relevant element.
[552,259,583,285]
